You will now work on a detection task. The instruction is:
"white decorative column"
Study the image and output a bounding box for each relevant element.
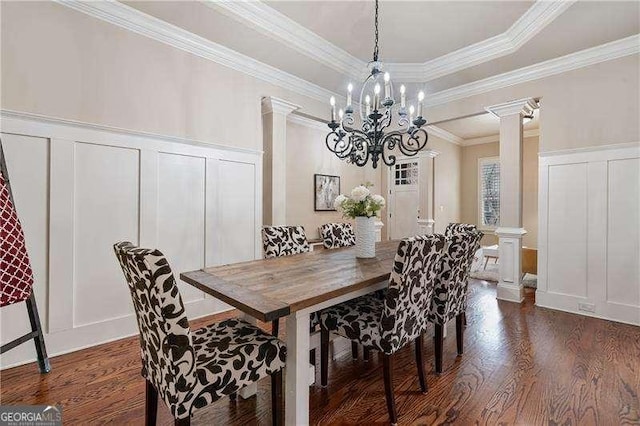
[262,97,300,226]
[486,98,537,303]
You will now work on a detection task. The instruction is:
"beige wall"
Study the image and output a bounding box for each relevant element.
[285,120,378,240]
[426,55,640,153]
[0,1,330,152]
[461,136,539,247]
[431,137,462,235]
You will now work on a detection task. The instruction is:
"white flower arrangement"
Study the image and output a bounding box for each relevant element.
[333,183,385,219]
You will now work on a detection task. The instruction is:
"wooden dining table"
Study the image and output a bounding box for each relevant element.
[180,240,399,426]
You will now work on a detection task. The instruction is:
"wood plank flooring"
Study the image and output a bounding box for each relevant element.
[1,280,638,425]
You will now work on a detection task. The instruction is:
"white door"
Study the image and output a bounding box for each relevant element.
[389,159,420,239]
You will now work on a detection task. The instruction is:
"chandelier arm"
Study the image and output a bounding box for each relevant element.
[350,134,370,167]
[397,128,429,156]
[325,132,353,159]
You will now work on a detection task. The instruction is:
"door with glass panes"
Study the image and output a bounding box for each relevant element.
[389,159,419,239]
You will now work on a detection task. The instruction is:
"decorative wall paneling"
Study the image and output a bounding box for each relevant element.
[537,143,639,325]
[0,111,262,368]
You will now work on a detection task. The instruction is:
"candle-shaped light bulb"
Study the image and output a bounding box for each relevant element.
[330,96,336,121]
[374,83,381,110]
[400,84,406,108]
[338,109,344,120]
[417,91,425,117]
[384,72,390,99]
[409,105,415,124]
[347,83,353,107]
[365,95,371,116]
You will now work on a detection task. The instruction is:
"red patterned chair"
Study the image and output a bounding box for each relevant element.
[0,140,50,373]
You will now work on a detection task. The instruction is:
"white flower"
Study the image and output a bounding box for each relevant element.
[371,194,386,207]
[333,194,347,211]
[350,185,370,202]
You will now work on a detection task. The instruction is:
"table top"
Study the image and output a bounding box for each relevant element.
[180,240,399,322]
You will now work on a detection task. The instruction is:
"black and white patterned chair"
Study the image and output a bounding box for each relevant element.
[319,222,356,249]
[428,231,482,373]
[444,222,477,237]
[260,225,318,363]
[113,242,286,426]
[319,235,445,425]
[262,225,310,258]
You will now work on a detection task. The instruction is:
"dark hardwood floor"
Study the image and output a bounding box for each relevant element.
[1,280,639,425]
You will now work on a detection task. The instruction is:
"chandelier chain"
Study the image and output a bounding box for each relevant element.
[373,0,379,62]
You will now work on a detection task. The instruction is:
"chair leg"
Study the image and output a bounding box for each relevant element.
[174,418,190,426]
[271,370,283,426]
[351,341,358,359]
[145,380,158,426]
[320,327,329,387]
[310,348,316,366]
[456,314,464,356]
[229,392,237,402]
[434,323,444,374]
[26,292,51,373]
[363,347,370,362]
[271,319,279,337]
[415,334,427,394]
[382,354,398,425]
[462,312,467,326]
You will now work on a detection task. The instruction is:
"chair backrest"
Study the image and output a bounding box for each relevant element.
[262,226,310,258]
[319,223,356,249]
[113,242,197,416]
[379,234,445,355]
[444,223,477,237]
[430,231,483,325]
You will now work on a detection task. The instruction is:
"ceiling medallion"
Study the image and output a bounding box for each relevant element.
[326,0,429,168]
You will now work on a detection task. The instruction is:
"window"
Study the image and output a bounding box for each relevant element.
[393,161,419,186]
[478,157,500,229]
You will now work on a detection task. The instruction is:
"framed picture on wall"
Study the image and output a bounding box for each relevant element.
[314,174,340,211]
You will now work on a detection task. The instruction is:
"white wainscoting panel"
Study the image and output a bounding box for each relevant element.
[0,112,262,369]
[537,144,640,325]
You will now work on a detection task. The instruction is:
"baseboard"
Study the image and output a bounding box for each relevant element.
[535,290,640,326]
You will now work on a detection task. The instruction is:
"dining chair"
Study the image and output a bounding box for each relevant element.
[319,222,355,249]
[428,230,482,373]
[444,222,477,237]
[260,225,318,362]
[0,141,50,374]
[262,225,310,258]
[318,222,362,359]
[113,242,287,426]
[319,234,445,425]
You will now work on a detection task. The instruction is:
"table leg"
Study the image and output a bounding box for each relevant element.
[239,313,258,400]
[483,257,489,270]
[285,310,310,426]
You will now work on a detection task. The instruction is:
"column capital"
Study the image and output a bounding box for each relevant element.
[485,98,538,118]
[261,96,300,115]
[495,227,527,238]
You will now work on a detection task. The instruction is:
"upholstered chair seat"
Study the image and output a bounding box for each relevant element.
[113,242,286,426]
[320,235,445,425]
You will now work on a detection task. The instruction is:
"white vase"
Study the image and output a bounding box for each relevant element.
[355,216,376,258]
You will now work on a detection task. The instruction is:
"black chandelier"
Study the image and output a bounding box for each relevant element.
[326,0,429,169]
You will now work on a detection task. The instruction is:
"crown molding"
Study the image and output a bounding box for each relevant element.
[462,128,540,146]
[287,113,328,132]
[54,0,340,104]
[388,0,576,82]
[425,125,464,145]
[203,0,574,83]
[204,0,365,80]
[426,34,640,107]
